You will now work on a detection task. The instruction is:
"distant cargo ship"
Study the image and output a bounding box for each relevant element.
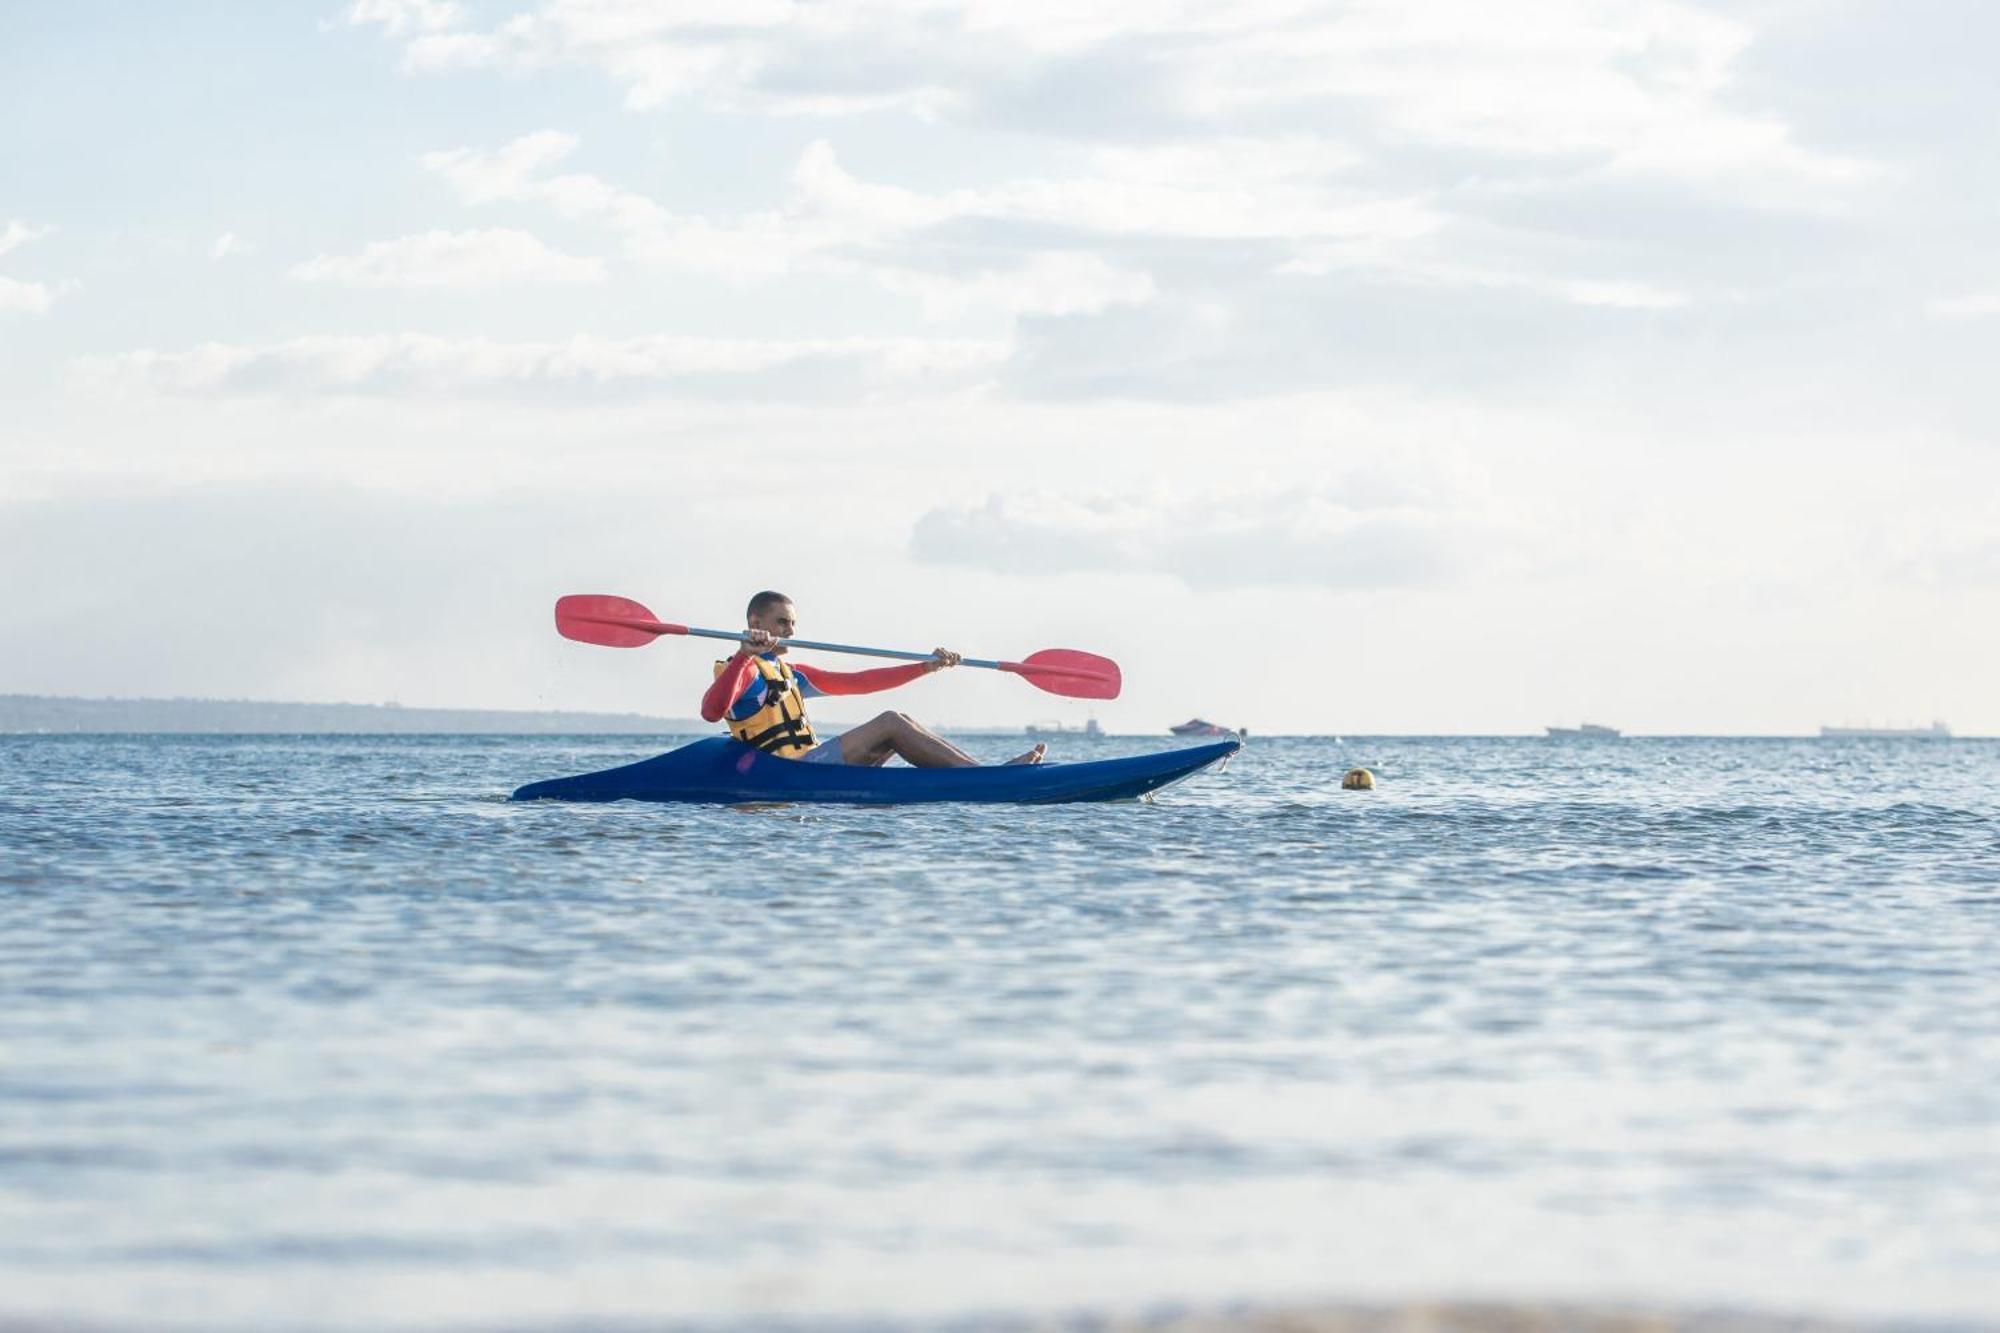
[1545,723,1621,739]
[1819,722,1951,739]
[1171,718,1245,739]
[1026,718,1103,738]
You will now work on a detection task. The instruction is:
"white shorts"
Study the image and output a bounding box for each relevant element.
[799,737,847,765]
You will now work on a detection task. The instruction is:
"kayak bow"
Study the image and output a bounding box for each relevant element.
[511,737,1239,806]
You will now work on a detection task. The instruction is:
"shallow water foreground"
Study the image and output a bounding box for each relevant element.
[2,734,1997,1330]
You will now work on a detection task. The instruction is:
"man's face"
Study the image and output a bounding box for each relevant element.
[749,600,797,649]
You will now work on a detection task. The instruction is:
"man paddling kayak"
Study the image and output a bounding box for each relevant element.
[700,592,1046,767]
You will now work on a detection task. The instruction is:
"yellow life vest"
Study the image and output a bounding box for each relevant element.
[713,655,819,758]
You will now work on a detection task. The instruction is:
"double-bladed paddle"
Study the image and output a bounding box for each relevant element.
[553,594,1122,700]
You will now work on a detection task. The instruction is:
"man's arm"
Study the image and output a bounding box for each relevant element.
[790,661,935,696]
[700,653,758,722]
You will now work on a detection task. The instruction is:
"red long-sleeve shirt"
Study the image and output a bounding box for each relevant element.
[700,653,931,725]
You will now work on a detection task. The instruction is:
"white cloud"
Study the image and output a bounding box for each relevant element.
[0,220,52,258]
[433,131,1424,255]
[421,130,583,204]
[1890,531,2000,588]
[209,231,240,259]
[869,252,1156,319]
[423,134,859,281]
[0,221,59,313]
[1927,293,2000,320]
[0,276,58,314]
[797,137,1433,244]
[369,1,1869,198]
[420,131,1423,311]
[383,1,961,114]
[1176,1,1869,193]
[350,4,1885,395]
[288,228,607,288]
[1549,278,1689,310]
[341,0,464,37]
[1281,247,1691,310]
[911,484,1488,590]
[367,1,1881,366]
[73,332,1007,398]
[418,129,1737,323]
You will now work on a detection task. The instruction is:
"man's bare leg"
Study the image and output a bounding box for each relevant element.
[835,712,1044,768]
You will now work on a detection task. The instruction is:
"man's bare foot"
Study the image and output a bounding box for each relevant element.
[1005,743,1047,765]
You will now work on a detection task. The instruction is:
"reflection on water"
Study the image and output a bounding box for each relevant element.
[2,734,1997,1329]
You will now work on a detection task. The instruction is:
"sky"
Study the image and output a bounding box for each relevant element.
[3,0,1997,735]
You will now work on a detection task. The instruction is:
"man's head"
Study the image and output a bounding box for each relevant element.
[745,590,796,646]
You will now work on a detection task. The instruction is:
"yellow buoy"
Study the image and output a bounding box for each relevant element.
[1342,767,1375,790]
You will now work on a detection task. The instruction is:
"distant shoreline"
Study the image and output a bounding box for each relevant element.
[0,693,1043,738]
[2,695,1988,738]
[0,693,708,736]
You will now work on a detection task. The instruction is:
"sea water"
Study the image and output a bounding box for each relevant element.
[1,734,1996,1329]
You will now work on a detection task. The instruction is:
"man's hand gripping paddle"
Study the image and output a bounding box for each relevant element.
[553,594,1122,700]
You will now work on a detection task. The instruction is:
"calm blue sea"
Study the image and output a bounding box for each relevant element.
[2,734,1997,1330]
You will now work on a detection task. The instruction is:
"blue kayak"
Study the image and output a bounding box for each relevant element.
[511,737,1240,806]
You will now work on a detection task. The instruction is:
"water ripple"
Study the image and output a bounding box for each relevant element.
[1,734,1997,1329]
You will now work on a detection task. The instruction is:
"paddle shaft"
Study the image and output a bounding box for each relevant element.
[585,614,1105,682]
[691,623,1007,671]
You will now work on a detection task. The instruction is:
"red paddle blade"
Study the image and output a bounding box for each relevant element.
[555,594,684,648]
[1006,648,1122,700]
